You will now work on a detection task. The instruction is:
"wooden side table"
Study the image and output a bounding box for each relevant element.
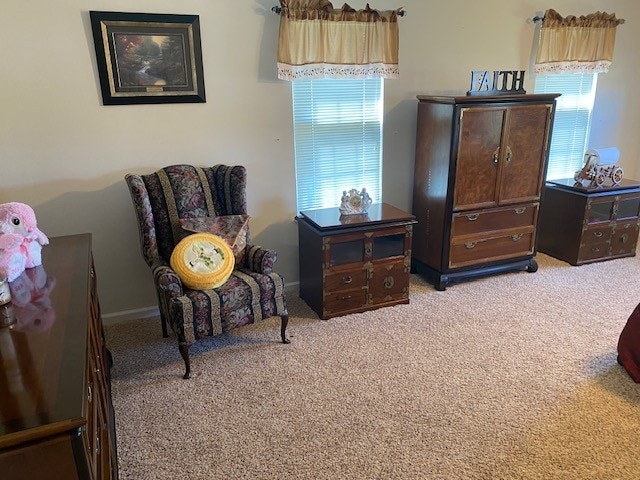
[296,203,416,319]
[538,178,640,265]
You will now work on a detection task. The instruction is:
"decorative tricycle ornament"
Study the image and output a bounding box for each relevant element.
[574,148,623,187]
[339,188,372,216]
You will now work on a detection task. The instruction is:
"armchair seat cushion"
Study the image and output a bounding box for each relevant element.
[169,268,286,343]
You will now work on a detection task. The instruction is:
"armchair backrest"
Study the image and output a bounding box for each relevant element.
[126,164,247,266]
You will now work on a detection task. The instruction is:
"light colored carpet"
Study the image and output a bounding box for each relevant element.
[106,252,640,479]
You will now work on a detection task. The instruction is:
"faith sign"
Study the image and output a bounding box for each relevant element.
[467,70,526,96]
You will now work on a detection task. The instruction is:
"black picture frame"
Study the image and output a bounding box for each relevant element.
[90,11,206,105]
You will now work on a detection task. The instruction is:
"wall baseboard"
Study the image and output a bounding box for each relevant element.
[101,281,300,326]
[102,306,159,325]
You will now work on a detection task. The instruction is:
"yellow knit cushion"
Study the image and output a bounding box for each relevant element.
[170,233,235,290]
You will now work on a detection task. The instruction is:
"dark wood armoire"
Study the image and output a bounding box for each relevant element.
[411,93,559,290]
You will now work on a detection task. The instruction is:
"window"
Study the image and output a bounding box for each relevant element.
[292,78,383,212]
[534,72,598,180]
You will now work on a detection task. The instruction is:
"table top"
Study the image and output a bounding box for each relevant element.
[0,234,92,447]
[547,178,640,194]
[298,203,416,232]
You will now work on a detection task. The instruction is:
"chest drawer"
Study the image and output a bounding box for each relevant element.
[451,203,538,237]
[324,268,367,293]
[449,230,535,268]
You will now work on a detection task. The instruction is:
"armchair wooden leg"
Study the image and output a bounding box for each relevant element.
[178,343,191,379]
[280,314,290,344]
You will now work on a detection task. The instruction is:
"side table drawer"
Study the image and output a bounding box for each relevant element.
[577,241,610,263]
[324,289,367,317]
[581,225,612,245]
[324,268,367,293]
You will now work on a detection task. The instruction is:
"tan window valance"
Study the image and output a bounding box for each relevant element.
[276,0,401,81]
[535,9,625,75]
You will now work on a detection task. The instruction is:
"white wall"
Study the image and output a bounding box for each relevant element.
[1,0,638,316]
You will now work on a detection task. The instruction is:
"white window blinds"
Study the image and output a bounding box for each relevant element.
[534,72,598,180]
[292,78,383,212]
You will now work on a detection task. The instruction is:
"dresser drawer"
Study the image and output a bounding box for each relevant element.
[451,203,538,237]
[323,289,367,316]
[324,268,367,293]
[449,230,535,268]
[580,225,612,245]
[370,261,410,304]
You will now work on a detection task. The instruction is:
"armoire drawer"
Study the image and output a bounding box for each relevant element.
[451,203,538,237]
[449,230,535,268]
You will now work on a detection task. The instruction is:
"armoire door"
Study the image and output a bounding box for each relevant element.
[497,104,552,204]
[452,107,504,211]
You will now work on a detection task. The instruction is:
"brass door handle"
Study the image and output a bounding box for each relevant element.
[492,147,500,166]
[505,146,513,164]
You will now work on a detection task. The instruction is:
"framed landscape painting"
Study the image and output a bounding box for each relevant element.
[90,11,206,105]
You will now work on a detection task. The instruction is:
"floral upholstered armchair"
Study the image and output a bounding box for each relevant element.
[125,165,289,379]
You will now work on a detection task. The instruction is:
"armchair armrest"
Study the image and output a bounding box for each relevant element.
[152,263,184,298]
[244,244,277,274]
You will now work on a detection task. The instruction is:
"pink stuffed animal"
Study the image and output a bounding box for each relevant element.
[0,202,49,282]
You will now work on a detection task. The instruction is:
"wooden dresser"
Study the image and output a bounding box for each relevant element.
[0,234,118,480]
[538,178,640,265]
[411,94,559,290]
[297,203,416,319]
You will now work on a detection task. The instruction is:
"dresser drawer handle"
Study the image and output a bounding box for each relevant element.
[339,295,352,301]
[620,233,629,243]
[593,231,603,238]
[466,214,479,221]
[514,207,526,214]
[591,247,601,253]
[342,276,353,284]
[464,242,476,249]
[87,384,92,404]
[383,276,395,289]
[511,234,523,241]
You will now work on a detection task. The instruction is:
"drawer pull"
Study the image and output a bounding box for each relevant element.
[464,242,476,249]
[87,384,92,403]
[492,147,500,166]
[365,245,372,256]
[383,276,395,289]
[511,234,523,241]
[514,207,526,215]
[339,295,352,301]
[466,214,479,221]
[620,233,629,243]
[591,247,601,253]
[593,231,603,238]
[342,276,353,284]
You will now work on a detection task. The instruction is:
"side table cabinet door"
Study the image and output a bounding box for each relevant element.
[370,261,410,304]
